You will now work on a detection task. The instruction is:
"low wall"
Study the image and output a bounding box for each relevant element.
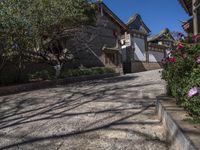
[131,61,162,73]
[157,95,200,150]
[0,73,119,96]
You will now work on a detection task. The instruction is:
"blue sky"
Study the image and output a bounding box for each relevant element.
[103,0,190,35]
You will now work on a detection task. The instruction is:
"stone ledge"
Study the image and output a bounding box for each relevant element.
[131,62,162,73]
[0,73,119,96]
[156,95,200,150]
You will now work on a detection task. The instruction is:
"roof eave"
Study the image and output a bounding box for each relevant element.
[101,2,128,31]
[179,0,192,15]
[127,14,151,33]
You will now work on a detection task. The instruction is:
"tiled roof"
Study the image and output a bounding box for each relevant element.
[127,14,151,34]
[178,0,193,15]
[97,2,128,31]
[148,28,174,42]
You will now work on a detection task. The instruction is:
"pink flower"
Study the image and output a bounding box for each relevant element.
[178,43,184,49]
[197,55,200,64]
[188,87,198,98]
[192,34,200,41]
[169,57,176,63]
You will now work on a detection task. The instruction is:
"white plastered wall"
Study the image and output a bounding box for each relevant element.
[148,50,164,62]
[133,37,146,61]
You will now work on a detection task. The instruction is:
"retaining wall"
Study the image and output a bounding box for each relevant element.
[0,73,119,96]
[131,61,162,73]
[156,95,200,150]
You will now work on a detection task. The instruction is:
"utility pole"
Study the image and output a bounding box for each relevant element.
[193,0,199,35]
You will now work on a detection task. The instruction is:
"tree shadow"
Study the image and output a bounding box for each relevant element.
[0,75,167,149]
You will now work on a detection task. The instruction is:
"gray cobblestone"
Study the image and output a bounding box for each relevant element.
[0,69,169,150]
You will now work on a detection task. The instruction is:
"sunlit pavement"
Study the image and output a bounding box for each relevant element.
[0,70,172,150]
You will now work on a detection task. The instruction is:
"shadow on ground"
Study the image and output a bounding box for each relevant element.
[0,74,168,150]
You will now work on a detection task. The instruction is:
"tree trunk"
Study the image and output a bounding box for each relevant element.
[54,63,62,78]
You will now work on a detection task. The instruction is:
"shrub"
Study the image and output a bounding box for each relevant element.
[0,66,29,85]
[29,70,53,81]
[61,67,115,78]
[0,73,29,85]
[162,36,200,122]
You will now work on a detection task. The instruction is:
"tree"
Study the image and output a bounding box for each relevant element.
[0,0,96,78]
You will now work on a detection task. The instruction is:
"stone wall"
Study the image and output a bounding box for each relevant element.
[62,13,123,72]
[131,61,162,73]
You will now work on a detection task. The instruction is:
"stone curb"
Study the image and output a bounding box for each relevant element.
[156,95,198,150]
[0,73,119,96]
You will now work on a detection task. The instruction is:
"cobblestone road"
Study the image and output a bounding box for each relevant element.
[0,70,170,150]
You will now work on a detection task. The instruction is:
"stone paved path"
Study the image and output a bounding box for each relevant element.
[0,70,170,150]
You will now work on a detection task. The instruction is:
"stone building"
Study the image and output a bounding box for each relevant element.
[59,2,172,73]
[121,15,170,73]
[59,2,127,73]
[148,28,174,59]
[121,14,150,73]
[148,28,174,48]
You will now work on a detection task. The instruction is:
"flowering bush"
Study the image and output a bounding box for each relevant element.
[162,35,200,121]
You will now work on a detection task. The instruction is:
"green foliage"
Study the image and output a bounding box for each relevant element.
[0,68,29,85]
[183,117,200,124]
[29,70,53,81]
[61,67,115,78]
[0,62,55,85]
[162,36,200,122]
[0,75,29,86]
[0,0,96,74]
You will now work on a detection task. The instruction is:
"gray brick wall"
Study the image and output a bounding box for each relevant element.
[62,14,123,70]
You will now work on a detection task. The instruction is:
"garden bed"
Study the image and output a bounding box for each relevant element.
[162,36,200,123]
[0,67,116,86]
